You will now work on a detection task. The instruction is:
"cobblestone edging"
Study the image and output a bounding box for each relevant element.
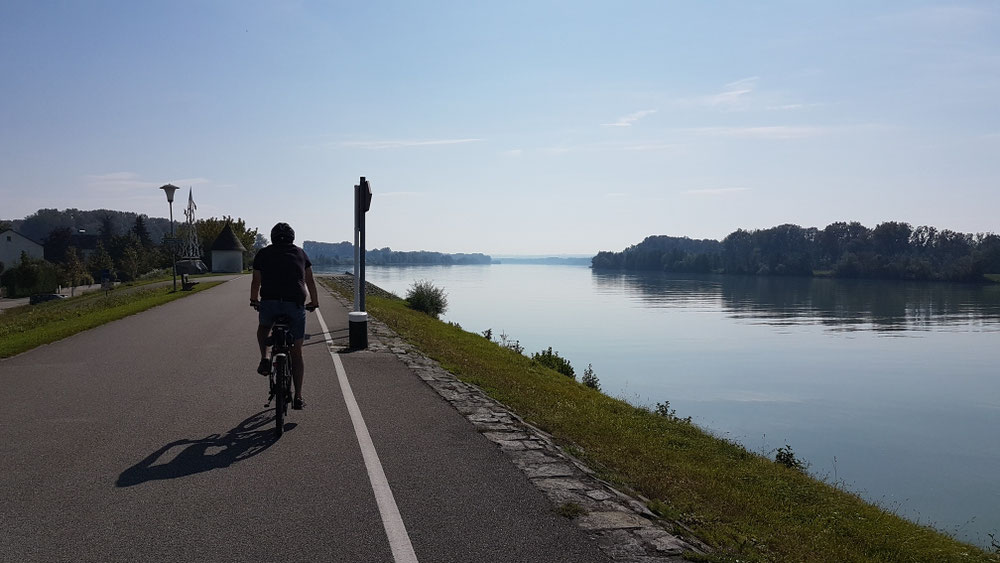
[321,278,709,562]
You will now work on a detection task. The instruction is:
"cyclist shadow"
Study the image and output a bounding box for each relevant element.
[116,410,294,487]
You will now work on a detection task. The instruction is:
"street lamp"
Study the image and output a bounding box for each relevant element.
[159,184,179,291]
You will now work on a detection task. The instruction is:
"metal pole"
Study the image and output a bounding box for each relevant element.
[170,202,176,292]
[353,182,361,311]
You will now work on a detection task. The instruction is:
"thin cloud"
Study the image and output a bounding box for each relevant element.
[766,103,825,111]
[603,109,657,127]
[340,139,482,149]
[690,126,823,140]
[538,142,677,153]
[703,76,758,108]
[85,172,157,189]
[681,187,751,196]
[620,143,678,152]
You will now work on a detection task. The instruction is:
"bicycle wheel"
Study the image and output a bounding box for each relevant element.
[274,355,287,436]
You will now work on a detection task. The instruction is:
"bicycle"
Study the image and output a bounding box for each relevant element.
[252,305,317,437]
[264,314,295,437]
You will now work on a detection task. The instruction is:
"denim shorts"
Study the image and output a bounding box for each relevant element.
[258,299,306,341]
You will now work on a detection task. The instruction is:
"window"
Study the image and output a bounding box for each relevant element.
[5,236,10,242]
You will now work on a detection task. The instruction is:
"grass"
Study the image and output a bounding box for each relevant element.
[986,273,1000,283]
[321,276,999,563]
[0,282,221,358]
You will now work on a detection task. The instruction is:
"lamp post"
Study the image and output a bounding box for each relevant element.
[159,184,179,292]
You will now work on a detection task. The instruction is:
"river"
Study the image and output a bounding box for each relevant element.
[317,263,1000,546]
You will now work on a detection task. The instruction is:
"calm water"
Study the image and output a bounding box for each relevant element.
[322,264,1000,546]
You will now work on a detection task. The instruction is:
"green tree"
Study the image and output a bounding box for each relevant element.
[119,240,143,281]
[59,248,92,295]
[132,215,153,248]
[43,226,75,264]
[87,242,114,281]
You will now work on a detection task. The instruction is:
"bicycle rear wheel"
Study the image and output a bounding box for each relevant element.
[274,356,287,436]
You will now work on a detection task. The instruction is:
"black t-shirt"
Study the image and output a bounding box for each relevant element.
[253,244,312,304]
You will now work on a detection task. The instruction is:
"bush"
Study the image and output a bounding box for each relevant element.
[775,444,807,471]
[405,279,448,318]
[1,254,60,298]
[532,347,575,378]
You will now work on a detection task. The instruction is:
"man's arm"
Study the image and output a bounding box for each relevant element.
[304,267,319,309]
[250,269,262,304]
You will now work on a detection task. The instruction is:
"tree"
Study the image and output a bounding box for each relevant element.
[43,226,75,263]
[87,242,114,281]
[132,215,153,248]
[119,240,143,281]
[871,221,912,258]
[59,248,92,295]
[99,213,115,246]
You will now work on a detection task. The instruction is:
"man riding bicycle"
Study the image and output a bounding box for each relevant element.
[250,222,319,410]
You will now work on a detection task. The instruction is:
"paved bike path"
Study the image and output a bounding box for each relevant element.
[0,276,608,562]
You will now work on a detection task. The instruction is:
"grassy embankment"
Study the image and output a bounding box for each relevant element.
[0,281,221,358]
[322,277,998,563]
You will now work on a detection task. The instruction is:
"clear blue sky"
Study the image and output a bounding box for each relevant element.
[2,1,998,254]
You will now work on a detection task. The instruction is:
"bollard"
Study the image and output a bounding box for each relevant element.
[348,311,368,350]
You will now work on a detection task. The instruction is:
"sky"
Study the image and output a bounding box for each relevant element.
[1,1,998,255]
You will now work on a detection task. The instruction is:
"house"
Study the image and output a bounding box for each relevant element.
[210,220,246,273]
[1,229,44,269]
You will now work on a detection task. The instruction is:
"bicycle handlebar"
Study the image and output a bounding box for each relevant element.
[250,300,318,312]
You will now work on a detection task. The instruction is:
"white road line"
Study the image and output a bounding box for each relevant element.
[315,309,419,563]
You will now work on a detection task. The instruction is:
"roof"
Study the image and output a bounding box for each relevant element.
[1,229,44,247]
[210,221,247,252]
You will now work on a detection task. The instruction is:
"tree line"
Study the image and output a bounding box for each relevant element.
[1,208,261,297]
[592,222,1000,282]
[304,240,492,267]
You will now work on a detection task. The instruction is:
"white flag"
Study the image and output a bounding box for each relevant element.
[188,188,197,211]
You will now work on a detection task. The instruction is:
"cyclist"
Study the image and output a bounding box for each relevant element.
[250,222,319,410]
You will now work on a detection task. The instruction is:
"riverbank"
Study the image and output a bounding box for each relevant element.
[321,276,999,562]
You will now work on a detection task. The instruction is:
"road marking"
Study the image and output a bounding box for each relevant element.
[315,309,419,563]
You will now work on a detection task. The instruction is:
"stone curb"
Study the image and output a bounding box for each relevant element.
[320,277,710,562]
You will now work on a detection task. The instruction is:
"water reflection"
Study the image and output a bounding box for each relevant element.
[592,272,1000,333]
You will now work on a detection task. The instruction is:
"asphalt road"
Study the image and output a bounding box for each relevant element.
[0,276,610,562]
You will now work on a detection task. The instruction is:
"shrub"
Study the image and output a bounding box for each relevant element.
[654,400,691,423]
[405,279,448,318]
[581,363,601,390]
[532,347,575,379]
[775,444,807,471]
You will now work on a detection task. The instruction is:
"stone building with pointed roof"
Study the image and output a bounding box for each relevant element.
[210,220,247,273]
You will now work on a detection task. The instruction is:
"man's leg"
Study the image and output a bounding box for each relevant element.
[256,324,271,375]
[291,339,304,400]
[257,325,270,358]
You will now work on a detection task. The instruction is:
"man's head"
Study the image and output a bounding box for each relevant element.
[271,222,295,245]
